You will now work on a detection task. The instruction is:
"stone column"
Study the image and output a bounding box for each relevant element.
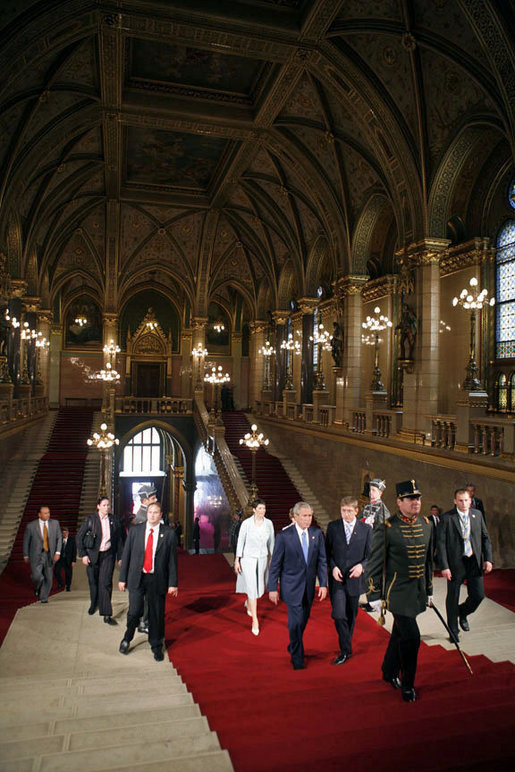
[231,331,242,408]
[36,310,53,396]
[248,321,266,409]
[49,321,62,408]
[298,298,317,405]
[400,239,448,440]
[272,311,288,401]
[180,326,193,396]
[333,275,368,426]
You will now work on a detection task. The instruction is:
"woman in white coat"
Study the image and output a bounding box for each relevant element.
[234,498,275,636]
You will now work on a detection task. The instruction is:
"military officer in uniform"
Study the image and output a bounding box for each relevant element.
[365,480,433,703]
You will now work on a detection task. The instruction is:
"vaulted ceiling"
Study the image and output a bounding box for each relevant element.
[0,0,513,324]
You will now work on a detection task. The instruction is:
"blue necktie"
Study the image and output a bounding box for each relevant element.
[301,530,308,563]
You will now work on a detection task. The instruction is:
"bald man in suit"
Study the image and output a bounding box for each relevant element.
[23,505,62,603]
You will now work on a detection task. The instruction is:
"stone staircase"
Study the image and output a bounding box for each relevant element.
[0,564,233,772]
[0,411,57,571]
[247,414,332,532]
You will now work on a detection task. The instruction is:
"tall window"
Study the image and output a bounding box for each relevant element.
[496,180,515,358]
[123,428,161,474]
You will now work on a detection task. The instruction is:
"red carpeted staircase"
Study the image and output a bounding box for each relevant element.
[167,554,515,772]
[222,411,301,530]
[10,407,94,561]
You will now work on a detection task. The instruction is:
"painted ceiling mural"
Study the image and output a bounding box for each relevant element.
[0,0,512,325]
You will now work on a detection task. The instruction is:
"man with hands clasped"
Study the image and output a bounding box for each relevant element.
[325,496,372,665]
[437,488,492,642]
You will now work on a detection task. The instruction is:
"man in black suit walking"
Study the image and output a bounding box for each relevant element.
[118,501,178,661]
[325,496,372,665]
[54,527,77,590]
[268,501,327,670]
[437,488,493,641]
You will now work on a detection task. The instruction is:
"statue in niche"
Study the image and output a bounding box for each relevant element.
[396,303,417,360]
[331,321,343,367]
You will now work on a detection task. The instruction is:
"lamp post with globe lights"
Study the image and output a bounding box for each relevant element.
[204,364,230,422]
[192,342,208,390]
[309,316,332,390]
[87,422,119,496]
[259,339,274,390]
[280,331,300,390]
[362,306,393,391]
[239,424,269,501]
[452,277,495,392]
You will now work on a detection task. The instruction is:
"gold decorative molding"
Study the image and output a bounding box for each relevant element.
[10,279,28,298]
[407,238,450,267]
[249,321,267,335]
[23,296,41,313]
[361,275,398,302]
[297,297,318,315]
[191,316,208,331]
[440,237,494,277]
[271,310,289,326]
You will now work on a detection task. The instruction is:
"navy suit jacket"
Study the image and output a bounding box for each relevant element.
[325,518,372,597]
[268,524,327,606]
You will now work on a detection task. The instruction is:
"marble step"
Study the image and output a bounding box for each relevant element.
[0,704,203,741]
[0,716,212,761]
[1,691,195,726]
[36,731,222,771]
[0,750,233,772]
[0,671,181,698]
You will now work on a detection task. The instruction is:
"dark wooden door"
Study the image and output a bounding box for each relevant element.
[136,363,161,397]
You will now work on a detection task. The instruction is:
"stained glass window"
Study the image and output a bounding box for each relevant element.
[496,373,507,410]
[496,213,515,359]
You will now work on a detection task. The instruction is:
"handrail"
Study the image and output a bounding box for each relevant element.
[193,394,249,512]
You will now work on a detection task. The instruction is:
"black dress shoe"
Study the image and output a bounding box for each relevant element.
[383,674,402,689]
[292,662,306,670]
[402,688,416,702]
[360,602,374,612]
[88,605,97,615]
[40,598,48,604]
[153,649,164,662]
[119,639,130,655]
[333,652,352,666]
[104,616,117,626]
[65,587,71,592]
[459,615,470,632]
[138,624,149,634]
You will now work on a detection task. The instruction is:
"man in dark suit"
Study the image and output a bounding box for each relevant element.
[268,501,327,670]
[437,488,493,641]
[326,496,372,665]
[23,505,62,603]
[465,482,486,522]
[53,527,77,590]
[77,496,123,625]
[118,501,178,661]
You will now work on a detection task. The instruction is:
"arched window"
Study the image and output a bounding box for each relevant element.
[496,182,515,359]
[496,372,507,411]
[510,372,515,412]
[123,428,162,474]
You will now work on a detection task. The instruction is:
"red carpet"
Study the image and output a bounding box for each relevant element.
[167,554,515,772]
[484,569,515,613]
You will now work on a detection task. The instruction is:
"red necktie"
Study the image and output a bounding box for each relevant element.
[143,528,154,573]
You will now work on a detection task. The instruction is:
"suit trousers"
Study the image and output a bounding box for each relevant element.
[445,554,485,635]
[86,549,115,616]
[124,573,166,651]
[382,614,420,690]
[287,588,312,666]
[331,582,359,655]
[54,558,73,589]
[31,550,53,601]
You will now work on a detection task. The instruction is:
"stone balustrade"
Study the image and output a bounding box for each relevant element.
[115,396,193,414]
[0,394,47,428]
[431,416,457,449]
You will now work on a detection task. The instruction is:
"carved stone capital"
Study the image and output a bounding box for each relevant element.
[297,297,318,315]
[11,279,28,298]
[37,309,54,325]
[408,238,450,268]
[271,310,289,326]
[334,275,368,299]
[191,316,208,330]
[23,296,41,313]
[440,237,494,276]
[249,320,267,335]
